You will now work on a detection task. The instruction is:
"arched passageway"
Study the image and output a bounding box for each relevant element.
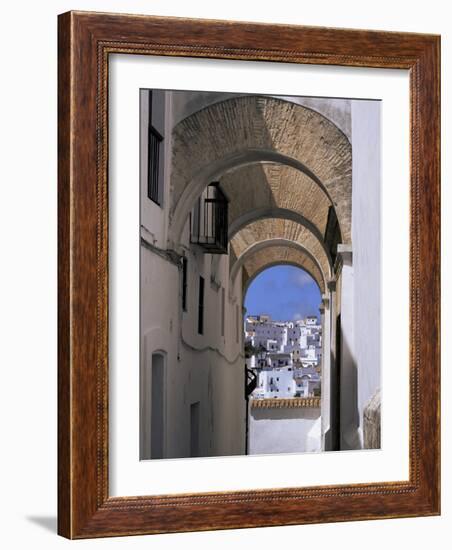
[139,88,380,460]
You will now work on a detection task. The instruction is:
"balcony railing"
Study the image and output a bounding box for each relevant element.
[190,182,229,254]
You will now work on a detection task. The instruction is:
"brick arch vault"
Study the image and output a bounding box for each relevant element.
[168,95,352,250]
[229,220,332,284]
[231,239,327,295]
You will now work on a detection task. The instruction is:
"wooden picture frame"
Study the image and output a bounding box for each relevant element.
[58,10,440,539]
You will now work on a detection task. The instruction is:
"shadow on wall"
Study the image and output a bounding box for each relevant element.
[340,331,361,451]
[324,325,380,452]
[225,163,279,228]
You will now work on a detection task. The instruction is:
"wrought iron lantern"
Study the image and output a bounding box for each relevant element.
[190,182,229,254]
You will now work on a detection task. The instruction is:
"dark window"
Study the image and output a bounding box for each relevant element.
[324,205,342,265]
[147,90,164,205]
[147,125,163,204]
[181,257,188,311]
[198,276,205,335]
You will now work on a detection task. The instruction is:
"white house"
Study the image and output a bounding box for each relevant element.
[253,321,288,351]
[255,366,295,399]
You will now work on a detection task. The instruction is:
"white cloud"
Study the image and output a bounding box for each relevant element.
[290,270,313,288]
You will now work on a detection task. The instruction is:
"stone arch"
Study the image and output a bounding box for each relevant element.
[229,206,324,245]
[231,239,326,294]
[223,163,332,240]
[169,95,351,247]
[230,219,332,279]
[172,93,351,139]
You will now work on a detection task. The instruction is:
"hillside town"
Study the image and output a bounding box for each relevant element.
[244,314,322,400]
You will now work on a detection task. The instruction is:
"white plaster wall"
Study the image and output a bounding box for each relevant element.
[248,406,321,454]
[140,250,180,458]
[141,237,247,458]
[351,100,381,446]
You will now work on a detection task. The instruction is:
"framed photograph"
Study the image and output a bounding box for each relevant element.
[58,11,440,538]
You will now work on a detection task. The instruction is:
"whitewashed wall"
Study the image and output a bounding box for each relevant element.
[350,99,381,447]
[248,406,321,454]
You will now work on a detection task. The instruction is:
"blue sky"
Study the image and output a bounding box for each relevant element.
[244,265,321,322]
